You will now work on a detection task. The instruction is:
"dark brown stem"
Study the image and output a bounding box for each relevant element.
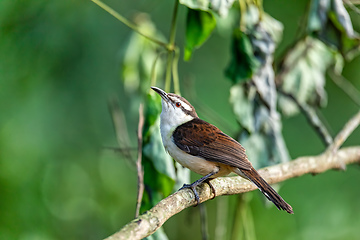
[278,90,333,146]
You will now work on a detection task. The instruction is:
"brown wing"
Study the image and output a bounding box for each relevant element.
[172,118,252,170]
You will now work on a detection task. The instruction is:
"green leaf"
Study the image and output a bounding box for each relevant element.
[238,133,267,169]
[143,92,176,181]
[184,9,216,61]
[231,83,290,167]
[307,0,360,59]
[243,5,283,44]
[141,92,176,213]
[228,6,289,167]
[121,16,165,94]
[179,0,235,17]
[278,37,342,116]
[239,130,289,169]
[225,29,261,84]
[230,84,255,133]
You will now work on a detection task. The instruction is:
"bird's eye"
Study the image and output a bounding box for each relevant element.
[175,102,181,107]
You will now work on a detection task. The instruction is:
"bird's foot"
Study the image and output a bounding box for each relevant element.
[179,183,201,206]
[179,172,218,206]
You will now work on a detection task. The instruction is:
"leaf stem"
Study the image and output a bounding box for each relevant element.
[91,0,168,48]
[172,47,181,95]
[168,0,179,50]
[150,51,167,87]
[165,52,174,93]
[165,0,180,92]
[239,0,247,31]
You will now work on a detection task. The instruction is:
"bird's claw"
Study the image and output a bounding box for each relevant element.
[205,179,216,200]
[179,183,201,206]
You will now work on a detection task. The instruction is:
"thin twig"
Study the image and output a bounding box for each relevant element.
[278,90,333,146]
[215,197,228,240]
[199,204,209,240]
[328,110,360,153]
[91,0,168,49]
[164,0,179,92]
[108,98,134,163]
[328,69,360,107]
[344,0,360,15]
[135,104,145,218]
[165,51,174,93]
[172,47,181,95]
[231,195,244,240]
[150,50,167,87]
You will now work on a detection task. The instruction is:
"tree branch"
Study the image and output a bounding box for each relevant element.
[328,110,360,153]
[104,146,360,240]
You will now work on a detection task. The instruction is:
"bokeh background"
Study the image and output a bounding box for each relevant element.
[1,0,360,239]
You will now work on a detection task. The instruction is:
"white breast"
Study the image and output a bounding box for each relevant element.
[158,98,232,177]
[160,117,232,177]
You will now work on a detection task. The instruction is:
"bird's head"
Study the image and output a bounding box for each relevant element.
[151,86,198,128]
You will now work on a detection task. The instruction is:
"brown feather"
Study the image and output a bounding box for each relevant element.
[239,167,294,214]
[172,118,252,170]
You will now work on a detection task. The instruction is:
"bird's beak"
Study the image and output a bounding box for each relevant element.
[151,86,170,103]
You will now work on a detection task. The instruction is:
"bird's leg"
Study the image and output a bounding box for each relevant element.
[179,171,218,206]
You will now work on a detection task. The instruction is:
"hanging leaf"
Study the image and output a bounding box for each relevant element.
[225,29,261,84]
[184,9,216,61]
[121,14,165,94]
[231,84,291,168]
[243,5,284,45]
[230,84,255,132]
[179,0,235,17]
[229,6,289,168]
[141,92,176,212]
[307,0,360,59]
[278,36,342,116]
[141,91,190,213]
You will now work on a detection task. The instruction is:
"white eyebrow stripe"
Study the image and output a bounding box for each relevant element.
[169,95,193,111]
[179,99,192,111]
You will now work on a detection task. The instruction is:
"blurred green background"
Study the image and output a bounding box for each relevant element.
[1,0,360,239]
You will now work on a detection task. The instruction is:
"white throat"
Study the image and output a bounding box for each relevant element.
[159,98,194,151]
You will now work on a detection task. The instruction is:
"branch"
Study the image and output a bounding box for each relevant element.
[135,104,144,218]
[104,146,360,240]
[108,99,134,164]
[329,110,360,153]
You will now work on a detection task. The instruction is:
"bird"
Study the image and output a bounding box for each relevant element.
[151,86,293,214]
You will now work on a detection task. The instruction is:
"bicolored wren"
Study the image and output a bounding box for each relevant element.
[151,86,293,214]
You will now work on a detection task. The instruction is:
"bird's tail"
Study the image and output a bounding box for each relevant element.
[235,167,293,214]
